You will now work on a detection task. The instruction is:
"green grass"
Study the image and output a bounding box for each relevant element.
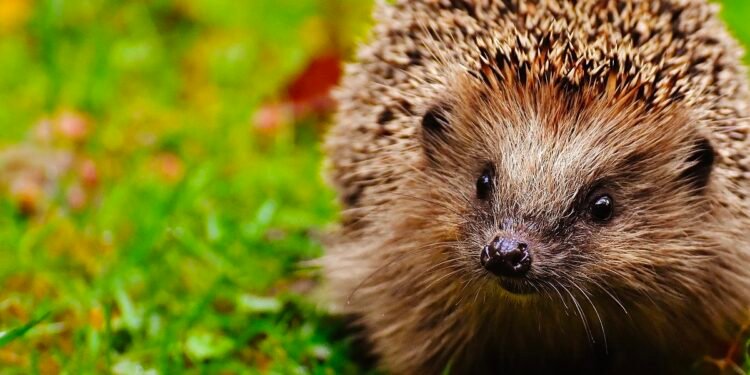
[0,0,748,374]
[0,0,373,373]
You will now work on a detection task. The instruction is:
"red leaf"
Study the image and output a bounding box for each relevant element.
[285,53,342,115]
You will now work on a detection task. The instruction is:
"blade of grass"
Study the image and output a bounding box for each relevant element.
[0,311,51,348]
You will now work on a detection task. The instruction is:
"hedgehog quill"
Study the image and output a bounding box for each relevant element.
[323,1,750,373]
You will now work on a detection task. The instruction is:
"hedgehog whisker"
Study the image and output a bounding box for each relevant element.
[561,283,594,345]
[454,272,486,307]
[345,238,465,304]
[345,255,401,305]
[544,279,570,312]
[590,279,629,316]
[572,280,608,353]
[418,257,462,276]
[537,281,554,307]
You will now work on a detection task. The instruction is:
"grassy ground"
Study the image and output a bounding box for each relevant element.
[0,1,748,374]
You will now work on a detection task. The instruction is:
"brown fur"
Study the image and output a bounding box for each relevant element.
[323,0,750,373]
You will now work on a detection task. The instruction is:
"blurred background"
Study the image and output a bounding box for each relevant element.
[0,1,748,374]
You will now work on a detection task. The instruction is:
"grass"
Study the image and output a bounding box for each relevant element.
[0,0,748,374]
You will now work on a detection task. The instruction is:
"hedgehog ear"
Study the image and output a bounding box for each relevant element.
[680,137,714,191]
[420,103,452,151]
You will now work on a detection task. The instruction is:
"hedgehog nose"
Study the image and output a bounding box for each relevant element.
[480,236,531,277]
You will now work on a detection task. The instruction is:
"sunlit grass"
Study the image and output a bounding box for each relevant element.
[0,0,748,374]
[0,0,371,373]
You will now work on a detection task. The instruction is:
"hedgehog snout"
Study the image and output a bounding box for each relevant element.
[480,234,532,278]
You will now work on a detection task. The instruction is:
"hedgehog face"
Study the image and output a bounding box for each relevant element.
[417,78,716,301]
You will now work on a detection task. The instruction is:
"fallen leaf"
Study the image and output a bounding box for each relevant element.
[252,103,293,136]
[55,111,90,143]
[152,152,185,182]
[285,52,341,123]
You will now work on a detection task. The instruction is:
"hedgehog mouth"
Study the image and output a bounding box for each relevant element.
[497,277,537,295]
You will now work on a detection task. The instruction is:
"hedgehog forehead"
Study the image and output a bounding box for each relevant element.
[453,84,682,159]
[445,82,696,210]
[493,144,590,220]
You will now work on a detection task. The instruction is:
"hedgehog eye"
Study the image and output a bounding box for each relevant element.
[589,194,614,222]
[476,168,493,200]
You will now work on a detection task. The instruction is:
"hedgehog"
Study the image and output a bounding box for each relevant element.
[322,0,750,373]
